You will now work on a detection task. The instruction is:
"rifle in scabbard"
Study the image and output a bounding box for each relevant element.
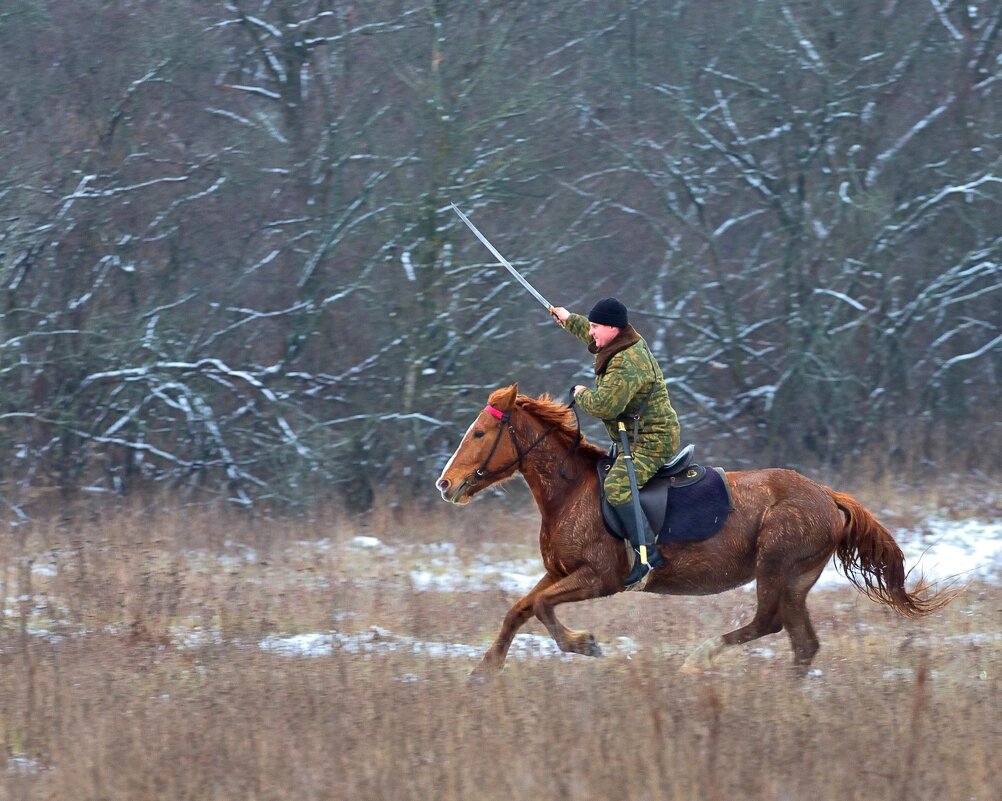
[617,421,650,568]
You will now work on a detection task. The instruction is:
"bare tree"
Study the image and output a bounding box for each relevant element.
[1,0,999,515]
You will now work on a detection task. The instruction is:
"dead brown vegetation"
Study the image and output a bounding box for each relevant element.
[0,499,999,800]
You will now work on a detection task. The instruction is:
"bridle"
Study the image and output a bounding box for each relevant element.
[470,404,557,484]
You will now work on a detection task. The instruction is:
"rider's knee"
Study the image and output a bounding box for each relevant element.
[604,480,632,506]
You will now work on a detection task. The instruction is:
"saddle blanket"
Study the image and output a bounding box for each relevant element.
[599,460,733,544]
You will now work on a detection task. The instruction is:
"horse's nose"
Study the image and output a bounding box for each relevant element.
[436,478,450,492]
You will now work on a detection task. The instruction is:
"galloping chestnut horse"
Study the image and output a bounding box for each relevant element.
[436,384,953,676]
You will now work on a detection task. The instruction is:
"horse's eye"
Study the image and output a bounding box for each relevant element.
[472,430,486,439]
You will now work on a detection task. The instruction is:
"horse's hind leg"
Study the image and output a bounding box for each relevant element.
[780,567,824,672]
[682,574,784,673]
[472,573,557,677]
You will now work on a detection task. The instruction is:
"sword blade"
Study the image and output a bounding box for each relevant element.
[449,203,552,310]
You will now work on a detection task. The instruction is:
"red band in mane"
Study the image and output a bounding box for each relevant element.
[484,405,505,420]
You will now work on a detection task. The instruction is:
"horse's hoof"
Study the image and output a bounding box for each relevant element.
[469,663,501,683]
[681,637,724,673]
[582,635,602,658]
[790,661,822,679]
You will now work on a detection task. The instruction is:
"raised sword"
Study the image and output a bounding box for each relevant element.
[449,203,552,311]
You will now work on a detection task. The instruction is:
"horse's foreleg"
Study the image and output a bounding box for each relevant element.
[472,573,557,677]
[531,568,611,658]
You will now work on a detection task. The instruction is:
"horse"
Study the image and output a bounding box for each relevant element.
[435,384,955,676]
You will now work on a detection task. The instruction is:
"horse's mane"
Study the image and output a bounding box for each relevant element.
[487,388,605,458]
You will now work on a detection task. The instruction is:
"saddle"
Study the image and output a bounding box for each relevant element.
[598,445,734,543]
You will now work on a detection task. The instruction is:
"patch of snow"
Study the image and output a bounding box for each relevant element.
[257,626,635,663]
[882,667,915,681]
[260,632,336,658]
[407,554,543,594]
[172,626,223,650]
[902,517,1002,582]
[408,570,450,591]
[351,535,383,549]
[258,627,481,660]
[6,756,42,775]
[418,541,457,555]
[942,632,1002,645]
[496,572,539,593]
[299,538,332,551]
[218,541,258,565]
[815,516,1002,590]
[616,636,638,657]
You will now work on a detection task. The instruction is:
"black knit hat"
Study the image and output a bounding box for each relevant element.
[588,297,628,328]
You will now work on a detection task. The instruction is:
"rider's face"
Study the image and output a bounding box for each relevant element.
[588,322,620,349]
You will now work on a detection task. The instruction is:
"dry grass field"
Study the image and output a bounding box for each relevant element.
[0,488,999,801]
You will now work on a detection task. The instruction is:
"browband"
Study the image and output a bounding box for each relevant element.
[484,405,505,421]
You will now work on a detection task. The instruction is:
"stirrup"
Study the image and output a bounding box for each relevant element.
[624,558,651,588]
[624,545,663,589]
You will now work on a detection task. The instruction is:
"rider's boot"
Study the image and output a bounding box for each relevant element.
[611,501,664,588]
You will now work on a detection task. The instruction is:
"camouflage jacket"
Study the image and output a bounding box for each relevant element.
[564,313,680,457]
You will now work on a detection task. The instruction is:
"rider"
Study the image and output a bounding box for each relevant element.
[550,298,680,587]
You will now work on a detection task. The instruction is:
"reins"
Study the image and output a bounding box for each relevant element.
[472,403,558,484]
[560,393,585,481]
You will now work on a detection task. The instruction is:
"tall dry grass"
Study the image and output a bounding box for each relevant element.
[0,496,999,801]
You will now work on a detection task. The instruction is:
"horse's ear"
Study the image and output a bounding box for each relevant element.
[491,383,518,411]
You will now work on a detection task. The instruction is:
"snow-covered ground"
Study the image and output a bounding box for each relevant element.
[258,514,1001,660]
[10,512,1000,665]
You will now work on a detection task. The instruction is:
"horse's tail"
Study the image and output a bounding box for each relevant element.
[829,490,956,618]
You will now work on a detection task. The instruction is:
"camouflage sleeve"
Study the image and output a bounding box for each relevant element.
[563,313,593,347]
[576,351,646,420]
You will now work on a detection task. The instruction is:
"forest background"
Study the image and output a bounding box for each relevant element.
[1,0,999,514]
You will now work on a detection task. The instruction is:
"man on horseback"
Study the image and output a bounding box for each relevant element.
[550,298,681,587]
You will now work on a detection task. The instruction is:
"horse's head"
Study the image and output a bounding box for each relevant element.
[436,384,523,504]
